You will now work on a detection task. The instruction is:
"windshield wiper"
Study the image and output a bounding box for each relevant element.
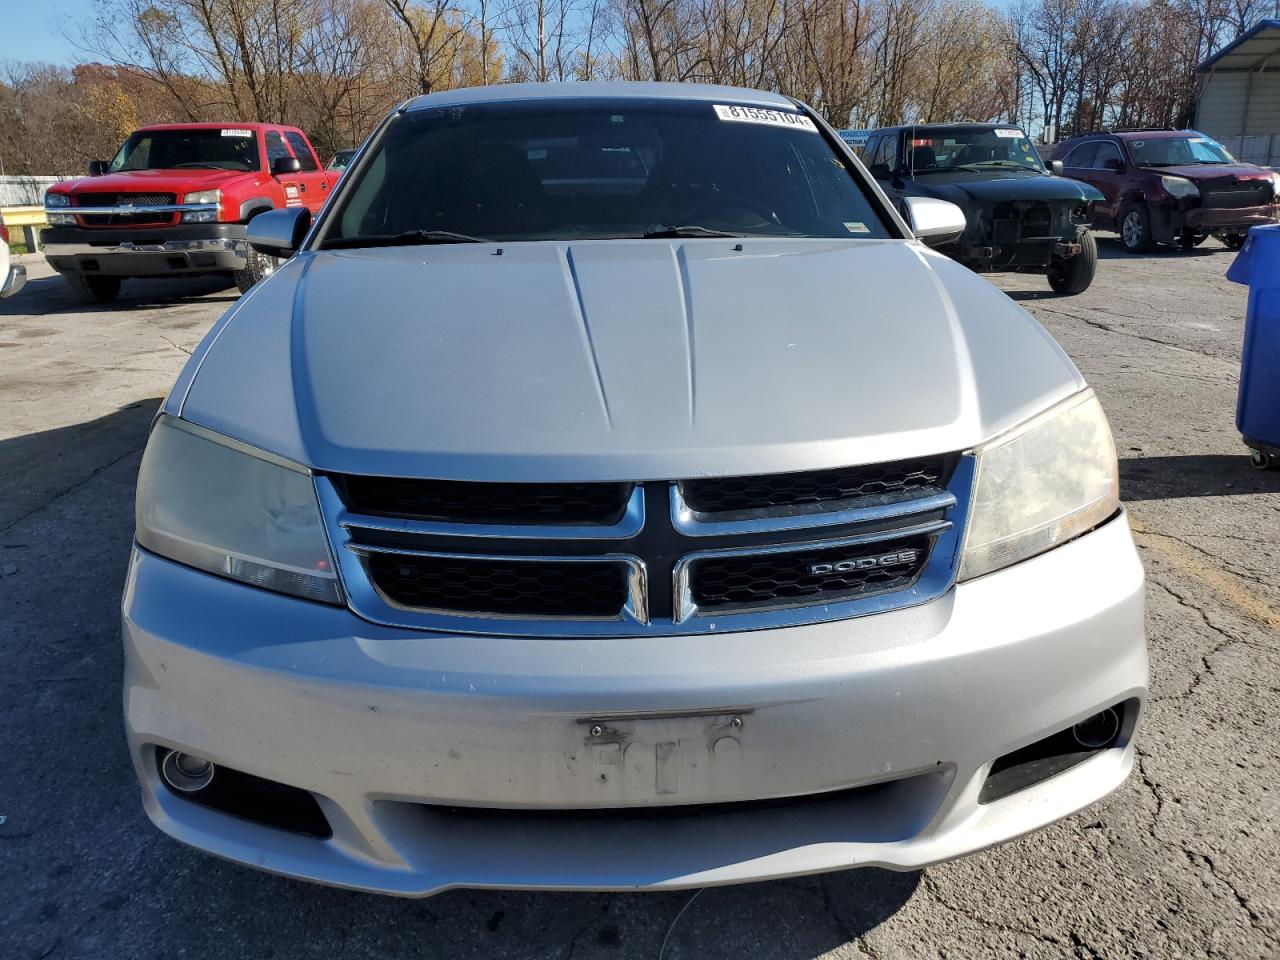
[641,225,746,239]
[324,229,487,249]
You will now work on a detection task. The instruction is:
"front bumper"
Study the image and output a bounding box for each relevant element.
[1149,201,1279,241]
[41,223,248,277]
[122,514,1147,895]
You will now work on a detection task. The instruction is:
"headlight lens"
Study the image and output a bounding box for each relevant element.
[135,416,341,603]
[959,389,1119,581]
[45,191,74,225]
[181,188,221,222]
[1160,175,1199,199]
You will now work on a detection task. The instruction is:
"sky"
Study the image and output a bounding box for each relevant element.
[0,0,106,66]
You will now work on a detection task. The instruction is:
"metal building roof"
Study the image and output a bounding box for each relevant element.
[1199,20,1280,72]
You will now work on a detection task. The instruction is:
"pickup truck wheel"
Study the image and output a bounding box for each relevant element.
[1047,229,1097,296]
[234,246,278,294]
[1119,204,1154,253]
[1179,232,1209,249]
[1221,233,1247,251]
[62,273,121,305]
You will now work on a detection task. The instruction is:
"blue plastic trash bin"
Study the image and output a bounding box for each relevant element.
[1226,224,1280,470]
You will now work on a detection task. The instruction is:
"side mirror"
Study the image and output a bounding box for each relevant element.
[869,163,891,180]
[1104,157,1125,172]
[1049,160,1064,176]
[271,156,302,176]
[88,159,109,177]
[246,207,311,258]
[902,196,966,247]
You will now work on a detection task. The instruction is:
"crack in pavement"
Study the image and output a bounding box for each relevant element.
[1030,303,1220,358]
[1185,850,1269,933]
[920,872,1070,952]
[0,444,144,538]
[1146,578,1258,702]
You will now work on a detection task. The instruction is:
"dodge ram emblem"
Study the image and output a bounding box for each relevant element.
[808,549,920,576]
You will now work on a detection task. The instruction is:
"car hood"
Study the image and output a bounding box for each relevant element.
[54,169,253,196]
[1143,163,1274,184]
[907,172,1103,205]
[178,239,1084,482]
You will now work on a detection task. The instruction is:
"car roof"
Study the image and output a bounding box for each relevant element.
[1064,130,1197,141]
[402,81,798,112]
[872,122,1024,135]
[135,122,299,133]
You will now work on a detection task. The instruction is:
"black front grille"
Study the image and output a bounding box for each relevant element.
[680,456,951,515]
[689,535,933,611]
[1201,180,1273,209]
[338,475,632,525]
[76,192,176,226]
[365,553,629,617]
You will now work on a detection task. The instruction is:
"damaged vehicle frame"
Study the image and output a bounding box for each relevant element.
[865,122,1103,295]
[123,83,1146,897]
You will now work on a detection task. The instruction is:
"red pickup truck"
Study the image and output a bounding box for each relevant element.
[42,122,333,303]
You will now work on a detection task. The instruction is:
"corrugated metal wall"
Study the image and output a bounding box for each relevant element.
[1197,70,1280,167]
[0,175,76,207]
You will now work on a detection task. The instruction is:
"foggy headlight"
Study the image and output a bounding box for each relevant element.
[45,191,74,225]
[181,189,221,222]
[135,415,341,603]
[959,389,1119,581]
[1160,176,1199,199]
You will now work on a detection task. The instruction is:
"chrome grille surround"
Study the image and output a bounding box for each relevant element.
[316,455,974,637]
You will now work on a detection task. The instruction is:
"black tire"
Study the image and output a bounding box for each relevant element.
[1119,204,1154,253]
[234,244,279,294]
[1179,232,1209,249]
[62,273,121,304]
[1047,229,1097,296]
[1222,233,1247,251]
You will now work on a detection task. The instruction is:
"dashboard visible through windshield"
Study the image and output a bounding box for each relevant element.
[320,98,893,246]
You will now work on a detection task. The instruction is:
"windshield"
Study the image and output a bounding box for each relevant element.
[903,128,1045,174]
[321,98,892,246]
[1127,135,1236,166]
[109,129,261,173]
[329,150,356,169]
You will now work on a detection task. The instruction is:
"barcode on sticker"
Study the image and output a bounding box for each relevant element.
[993,128,1024,138]
[221,128,253,137]
[713,104,817,132]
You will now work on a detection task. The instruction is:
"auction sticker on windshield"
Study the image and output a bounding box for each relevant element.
[221,129,253,137]
[713,105,817,132]
[993,129,1024,138]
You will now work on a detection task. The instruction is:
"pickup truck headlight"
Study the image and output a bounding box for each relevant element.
[959,389,1119,581]
[45,191,75,225]
[1160,176,1199,199]
[181,189,221,222]
[135,415,341,603]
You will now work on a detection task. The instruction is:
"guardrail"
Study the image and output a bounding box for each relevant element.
[1,205,47,251]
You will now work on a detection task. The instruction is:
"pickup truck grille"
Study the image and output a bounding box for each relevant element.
[75,192,177,226]
[319,454,971,637]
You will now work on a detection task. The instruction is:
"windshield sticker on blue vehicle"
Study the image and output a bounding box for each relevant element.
[713,105,818,132]
[993,129,1023,138]
[221,128,253,137]
[843,221,870,233]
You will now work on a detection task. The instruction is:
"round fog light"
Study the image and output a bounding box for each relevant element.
[161,750,215,793]
[1071,708,1121,750]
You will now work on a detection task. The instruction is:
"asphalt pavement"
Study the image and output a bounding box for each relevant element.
[1,238,1277,959]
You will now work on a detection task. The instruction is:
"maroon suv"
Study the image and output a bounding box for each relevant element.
[1050,129,1279,252]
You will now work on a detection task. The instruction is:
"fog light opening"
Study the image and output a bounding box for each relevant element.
[161,750,215,794]
[1071,708,1121,750]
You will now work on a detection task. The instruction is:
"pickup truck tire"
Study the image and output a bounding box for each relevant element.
[1119,204,1154,253]
[1220,233,1247,251]
[1047,229,1097,296]
[1179,232,1209,249]
[63,273,121,305]
[234,245,279,294]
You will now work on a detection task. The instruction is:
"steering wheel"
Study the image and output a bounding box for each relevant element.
[684,196,779,229]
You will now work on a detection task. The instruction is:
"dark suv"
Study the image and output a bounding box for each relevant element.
[1050,129,1280,252]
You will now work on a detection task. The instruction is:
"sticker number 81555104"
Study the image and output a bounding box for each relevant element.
[713,104,818,132]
